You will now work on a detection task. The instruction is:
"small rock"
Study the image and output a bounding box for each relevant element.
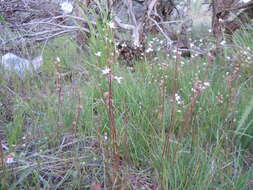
[1,53,43,78]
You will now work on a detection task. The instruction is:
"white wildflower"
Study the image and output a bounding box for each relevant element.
[56,57,60,62]
[243,50,248,55]
[104,133,108,140]
[107,21,116,29]
[81,162,86,166]
[192,81,210,93]
[102,67,110,75]
[203,82,210,87]
[175,93,184,105]
[218,18,223,23]
[132,41,137,47]
[60,2,73,14]
[132,41,138,47]
[121,42,127,47]
[220,41,226,45]
[114,76,123,84]
[95,52,101,57]
[146,47,153,53]
[5,153,15,164]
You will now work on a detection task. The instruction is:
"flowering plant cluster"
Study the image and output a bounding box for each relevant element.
[191,81,210,93]
[102,67,123,84]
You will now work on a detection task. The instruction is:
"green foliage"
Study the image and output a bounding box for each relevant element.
[1,2,253,189]
[0,15,5,22]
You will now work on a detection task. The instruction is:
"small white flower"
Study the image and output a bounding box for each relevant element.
[203,82,210,87]
[175,93,184,105]
[107,21,116,29]
[5,153,15,164]
[102,67,110,75]
[104,132,108,140]
[122,42,127,47]
[60,2,73,14]
[81,162,86,165]
[95,52,101,57]
[6,157,14,164]
[146,47,153,53]
[220,41,226,45]
[114,76,123,84]
[56,57,60,62]
[218,18,223,23]
[243,51,248,55]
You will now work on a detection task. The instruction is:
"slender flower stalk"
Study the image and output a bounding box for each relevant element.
[54,58,64,132]
[162,42,180,159]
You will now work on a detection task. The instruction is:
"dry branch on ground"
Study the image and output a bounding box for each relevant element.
[0,0,192,57]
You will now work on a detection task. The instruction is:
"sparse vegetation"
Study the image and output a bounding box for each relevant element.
[0,0,253,189]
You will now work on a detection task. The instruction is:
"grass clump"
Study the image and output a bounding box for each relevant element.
[1,3,253,190]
